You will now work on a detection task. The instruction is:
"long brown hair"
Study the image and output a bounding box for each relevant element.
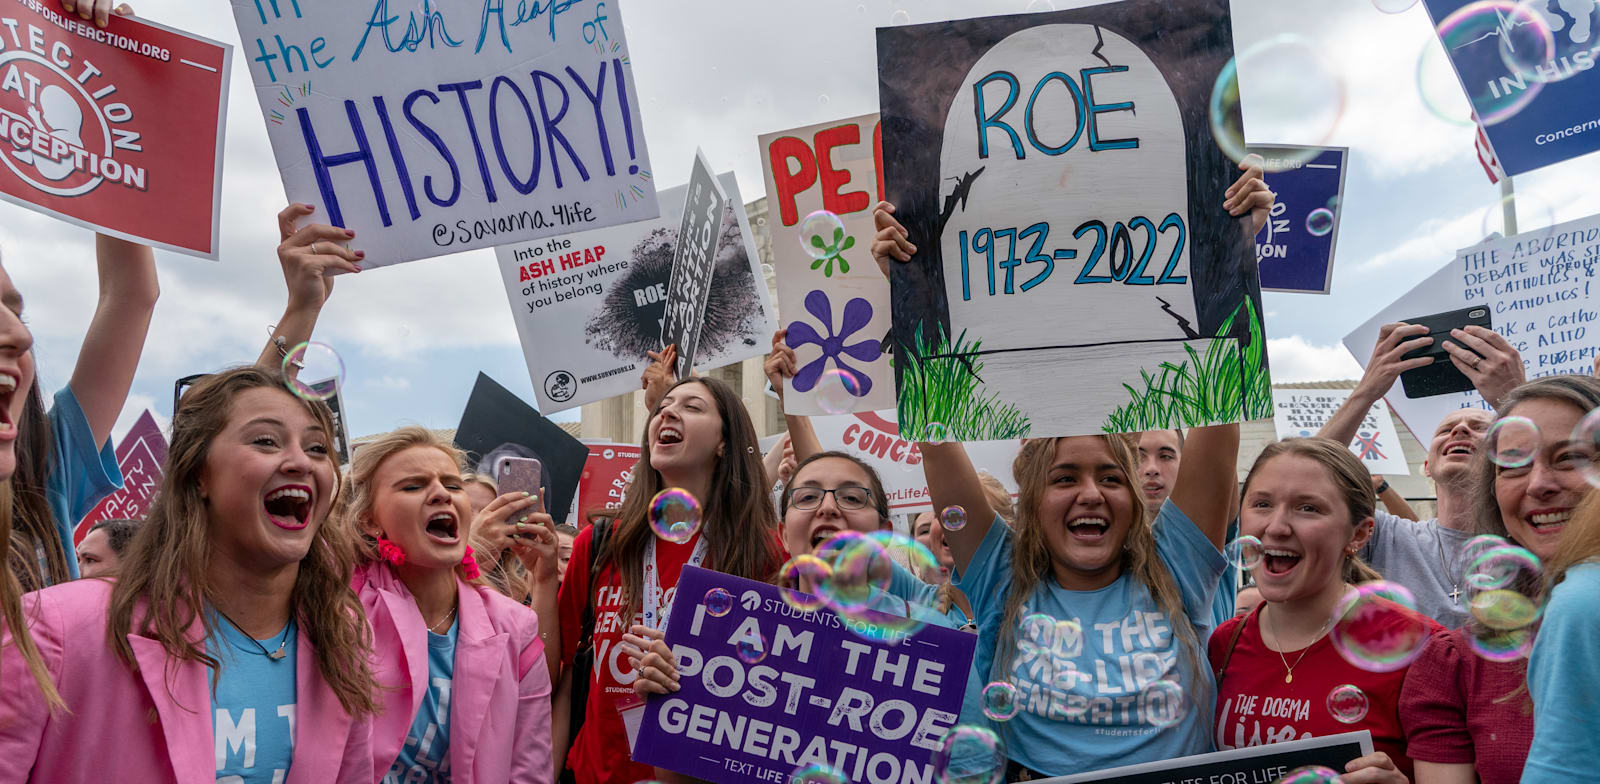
[7,380,71,590]
[1472,376,1600,540]
[1545,492,1600,594]
[994,435,1205,695]
[1242,438,1383,584]
[108,367,378,716]
[1,480,63,710]
[596,376,780,621]
[339,425,477,584]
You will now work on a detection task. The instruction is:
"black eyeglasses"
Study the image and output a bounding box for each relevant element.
[788,485,873,511]
[173,373,209,414]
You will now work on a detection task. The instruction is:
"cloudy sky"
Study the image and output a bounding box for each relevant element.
[5,0,1598,444]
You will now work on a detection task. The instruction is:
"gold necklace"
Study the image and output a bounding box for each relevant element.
[1261,605,1329,684]
[428,605,458,634]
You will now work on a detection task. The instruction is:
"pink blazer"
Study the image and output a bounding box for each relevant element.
[0,578,370,783]
[353,562,552,784]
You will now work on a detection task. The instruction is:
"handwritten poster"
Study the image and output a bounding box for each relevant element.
[1421,0,1600,176]
[1253,145,1347,295]
[74,410,166,542]
[634,566,975,784]
[662,149,729,377]
[758,113,896,415]
[575,440,639,520]
[877,0,1270,441]
[495,171,774,413]
[228,0,658,268]
[1345,213,1600,440]
[803,409,1019,516]
[0,3,231,258]
[1273,389,1411,475]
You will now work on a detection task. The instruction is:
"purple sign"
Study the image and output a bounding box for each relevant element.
[634,566,976,784]
[1252,145,1348,294]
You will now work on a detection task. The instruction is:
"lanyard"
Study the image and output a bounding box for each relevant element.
[641,535,708,630]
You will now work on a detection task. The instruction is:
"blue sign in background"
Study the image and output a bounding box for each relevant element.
[1253,146,1348,294]
[635,566,976,784]
[1423,0,1600,176]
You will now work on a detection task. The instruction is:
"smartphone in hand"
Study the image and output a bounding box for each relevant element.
[496,456,544,499]
[1399,306,1493,398]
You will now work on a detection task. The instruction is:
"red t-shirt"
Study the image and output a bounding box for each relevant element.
[1209,603,1442,779]
[1399,627,1533,784]
[557,524,785,784]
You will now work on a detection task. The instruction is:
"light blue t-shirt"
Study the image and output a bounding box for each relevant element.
[386,619,457,782]
[1523,561,1600,783]
[953,502,1225,777]
[883,565,994,776]
[211,618,297,783]
[46,386,122,582]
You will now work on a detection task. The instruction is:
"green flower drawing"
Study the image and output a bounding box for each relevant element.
[808,228,856,277]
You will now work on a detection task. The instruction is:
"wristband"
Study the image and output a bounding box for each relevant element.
[1375,480,1390,495]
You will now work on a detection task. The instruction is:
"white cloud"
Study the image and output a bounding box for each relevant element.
[1268,335,1365,383]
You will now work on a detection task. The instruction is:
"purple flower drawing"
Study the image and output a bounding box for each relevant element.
[786,290,882,396]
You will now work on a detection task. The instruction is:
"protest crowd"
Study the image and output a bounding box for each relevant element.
[1,1,1599,783]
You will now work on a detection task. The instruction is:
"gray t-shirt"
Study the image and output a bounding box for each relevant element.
[1360,510,1473,628]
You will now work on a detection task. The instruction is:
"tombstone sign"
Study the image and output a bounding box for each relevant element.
[1273,389,1411,475]
[877,0,1271,441]
[75,410,167,542]
[661,149,730,377]
[1253,145,1347,294]
[228,0,658,268]
[1421,0,1600,176]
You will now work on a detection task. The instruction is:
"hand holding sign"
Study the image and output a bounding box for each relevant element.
[1223,158,1274,237]
[763,330,800,404]
[871,201,915,272]
[59,0,131,28]
[641,344,678,412]
[1353,323,1436,404]
[276,203,364,308]
[624,625,679,696]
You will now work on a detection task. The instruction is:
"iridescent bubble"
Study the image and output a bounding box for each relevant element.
[1209,36,1344,172]
[1225,535,1265,570]
[800,210,847,261]
[931,725,1005,784]
[830,532,938,641]
[1470,588,1541,630]
[1480,191,1555,241]
[1414,39,1476,127]
[282,341,345,402]
[816,532,892,612]
[704,587,733,618]
[1465,545,1543,637]
[1330,582,1431,672]
[980,681,1020,721]
[1327,684,1370,724]
[737,633,768,664]
[889,9,911,25]
[1486,416,1540,468]
[1373,0,1418,12]
[1501,1,1569,82]
[1142,679,1187,728]
[1462,534,1514,565]
[1436,2,1550,125]
[1277,766,1342,784]
[941,505,968,532]
[924,422,951,443]
[761,263,775,277]
[1574,407,1600,488]
[648,488,703,544]
[1468,625,1536,662]
[1021,612,1055,644]
[1306,208,1336,237]
[818,94,831,106]
[789,765,846,784]
[1464,544,1540,594]
[779,555,833,612]
[816,368,864,415]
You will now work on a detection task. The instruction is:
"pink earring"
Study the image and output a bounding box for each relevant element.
[460,546,481,580]
[377,537,406,567]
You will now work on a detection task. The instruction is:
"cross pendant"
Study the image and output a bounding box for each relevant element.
[1449,586,1462,602]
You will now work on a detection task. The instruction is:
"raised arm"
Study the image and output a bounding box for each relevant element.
[256,204,363,370]
[1169,423,1240,550]
[641,344,676,412]
[1440,324,1525,409]
[70,234,159,447]
[919,441,998,575]
[763,329,822,463]
[1319,322,1433,446]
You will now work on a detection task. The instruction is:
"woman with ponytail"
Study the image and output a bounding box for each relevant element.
[1212,438,1440,783]
[342,427,555,783]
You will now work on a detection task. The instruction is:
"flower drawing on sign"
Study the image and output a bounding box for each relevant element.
[808,227,856,278]
[786,291,881,396]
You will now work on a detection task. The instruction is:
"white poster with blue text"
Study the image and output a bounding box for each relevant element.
[229,0,658,268]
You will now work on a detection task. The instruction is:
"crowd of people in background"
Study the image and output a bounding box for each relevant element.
[0,4,1599,784]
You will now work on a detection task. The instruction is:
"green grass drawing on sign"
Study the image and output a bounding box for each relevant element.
[898,325,1032,441]
[1102,298,1273,433]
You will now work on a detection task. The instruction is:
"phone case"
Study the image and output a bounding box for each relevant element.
[496,457,544,498]
[1399,306,1493,399]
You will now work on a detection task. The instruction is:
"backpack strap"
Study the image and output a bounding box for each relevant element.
[1213,604,1255,685]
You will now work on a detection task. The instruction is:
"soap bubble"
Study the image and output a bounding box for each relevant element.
[1435,2,1550,125]
[801,211,846,260]
[1330,582,1431,672]
[1468,625,1536,662]
[942,505,968,532]
[1142,679,1187,728]
[1327,684,1370,723]
[1465,545,1543,641]
[816,368,864,415]
[1225,535,1265,570]
[704,588,733,618]
[779,555,833,612]
[1209,36,1344,172]
[931,725,1004,784]
[889,9,911,25]
[648,489,702,544]
[736,633,768,664]
[924,422,951,443]
[1574,407,1600,487]
[1306,208,1336,237]
[1486,416,1540,468]
[282,341,345,402]
[1414,39,1477,127]
[981,681,1021,721]
[1373,0,1418,12]
[1502,1,1572,83]
[789,765,846,784]
[1277,766,1341,784]
[815,531,892,612]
